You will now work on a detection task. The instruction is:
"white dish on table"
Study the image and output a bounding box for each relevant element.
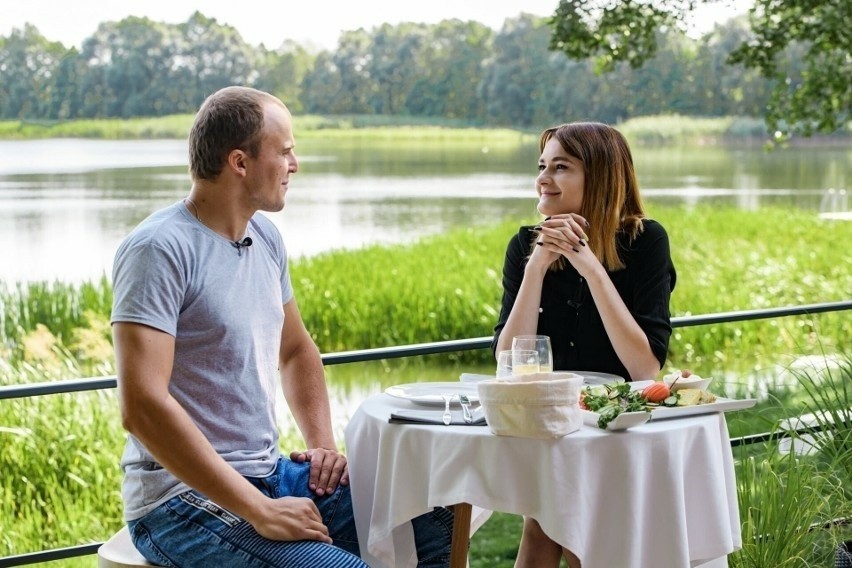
[385,382,480,407]
[663,372,713,392]
[650,397,756,419]
[459,373,494,383]
[582,397,757,431]
[582,409,651,431]
[568,371,625,386]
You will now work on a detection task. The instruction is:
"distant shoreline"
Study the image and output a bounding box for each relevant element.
[1,114,850,147]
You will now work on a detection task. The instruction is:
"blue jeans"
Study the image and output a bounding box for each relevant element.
[127,458,453,567]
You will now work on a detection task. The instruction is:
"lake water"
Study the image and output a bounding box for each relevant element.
[0,138,849,284]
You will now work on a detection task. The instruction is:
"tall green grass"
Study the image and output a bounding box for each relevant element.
[291,206,851,367]
[2,206,850,378]
[1,205,850,562]
[730,359,852,567]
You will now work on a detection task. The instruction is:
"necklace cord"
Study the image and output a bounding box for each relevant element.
[184,197,200,220]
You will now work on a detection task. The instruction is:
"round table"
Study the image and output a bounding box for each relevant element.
[345,393,741,568]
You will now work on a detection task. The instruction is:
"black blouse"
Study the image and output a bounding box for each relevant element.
[491,219,676,381]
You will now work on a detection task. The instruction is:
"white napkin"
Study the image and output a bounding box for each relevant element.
[389,407,487,426]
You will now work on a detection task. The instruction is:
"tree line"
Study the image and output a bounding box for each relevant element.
[0,9,831,132]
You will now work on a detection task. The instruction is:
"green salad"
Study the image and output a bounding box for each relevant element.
[580,383,678,429]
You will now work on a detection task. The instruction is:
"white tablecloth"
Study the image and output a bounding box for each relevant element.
[344,393,742,568]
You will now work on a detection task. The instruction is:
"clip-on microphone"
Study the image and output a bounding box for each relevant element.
[232,237,253,256]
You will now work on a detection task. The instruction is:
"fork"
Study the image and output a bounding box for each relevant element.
[459,394,473,424]
[441,394,453,425]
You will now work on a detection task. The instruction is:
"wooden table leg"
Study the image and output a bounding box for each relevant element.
[450,503,472,568]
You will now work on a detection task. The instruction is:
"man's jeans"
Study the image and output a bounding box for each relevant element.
[127,458,453,567]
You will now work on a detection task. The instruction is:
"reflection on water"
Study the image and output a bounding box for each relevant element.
[0,139,848,283]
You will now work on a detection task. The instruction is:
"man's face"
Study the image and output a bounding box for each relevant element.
[245,102,299,212]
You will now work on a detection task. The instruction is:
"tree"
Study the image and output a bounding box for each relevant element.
[547,0,851,139]
[479,14,556,126]
[405,19,492,121]
[0,24,68,119]
[254,40,316,112]
[367,23,429,114]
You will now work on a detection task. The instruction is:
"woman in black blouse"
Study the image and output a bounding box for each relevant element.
[491,122,676,568]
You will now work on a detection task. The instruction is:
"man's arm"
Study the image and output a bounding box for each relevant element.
[279,298,348,496]
[113,321,331,542]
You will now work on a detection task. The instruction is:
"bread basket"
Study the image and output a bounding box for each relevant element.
[476,372,583,439]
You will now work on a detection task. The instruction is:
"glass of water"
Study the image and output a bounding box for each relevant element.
[512,335,553,373]
[496,350,513,378]
[510,349,540,376]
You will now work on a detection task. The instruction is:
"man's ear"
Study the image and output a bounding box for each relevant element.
[228,149,248,177]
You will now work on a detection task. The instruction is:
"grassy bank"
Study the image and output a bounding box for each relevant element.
[2,205,850,378]
[1,205,850,562]
[3,113,846,146]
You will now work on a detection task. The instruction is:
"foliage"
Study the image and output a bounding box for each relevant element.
[0,205,850,562]
[730,358,852,567]
[547,0,851,139]
[2,207,850,377]
[2,11,847,135]
[727,0,851,138]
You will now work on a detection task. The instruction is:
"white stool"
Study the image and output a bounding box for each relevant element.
[98,526,154,567]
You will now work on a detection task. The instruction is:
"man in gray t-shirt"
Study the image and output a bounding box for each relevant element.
[112,86,452,568]
[111,86,367,567]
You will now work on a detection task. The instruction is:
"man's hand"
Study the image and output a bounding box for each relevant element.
[249,496,332,543]
[290,448,349,496]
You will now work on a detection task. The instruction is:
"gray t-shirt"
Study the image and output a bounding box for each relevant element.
[111,201,294,521]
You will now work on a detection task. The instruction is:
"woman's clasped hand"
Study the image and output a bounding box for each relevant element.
[531,214,592,267]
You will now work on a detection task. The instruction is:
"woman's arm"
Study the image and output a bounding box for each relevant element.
[494,258,549,355]
[584,266,662,380]
[536,216,666,380]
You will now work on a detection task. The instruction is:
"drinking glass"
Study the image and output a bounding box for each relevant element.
[511,349,540,375]
[496,350,513,378]
[512,335,553,372]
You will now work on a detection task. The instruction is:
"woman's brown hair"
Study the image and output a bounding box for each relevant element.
[534,122,646,271]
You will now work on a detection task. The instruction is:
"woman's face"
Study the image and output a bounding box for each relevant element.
[536,137,584,217]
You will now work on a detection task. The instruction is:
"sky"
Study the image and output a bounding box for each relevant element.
[2,0,749,51]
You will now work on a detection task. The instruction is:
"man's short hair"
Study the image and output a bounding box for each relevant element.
[188,86,281,181]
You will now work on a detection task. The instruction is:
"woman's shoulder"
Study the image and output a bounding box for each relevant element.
[635,218,671,245]
[639,218,667,236]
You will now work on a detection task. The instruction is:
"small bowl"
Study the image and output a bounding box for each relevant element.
[663,372,712,392]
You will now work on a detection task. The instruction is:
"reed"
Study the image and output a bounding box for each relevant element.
[729,357,852,567]
[291,205,851,366]
[2,206,849,378]
[1,205,849,562]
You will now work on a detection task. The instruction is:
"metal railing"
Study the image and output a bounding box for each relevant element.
[0,300,850,567]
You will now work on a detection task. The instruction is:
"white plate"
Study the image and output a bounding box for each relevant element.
[649,397,757,419]
[569,371,625,386]
[385,382,480,407]
[582,409,651,431]
[582,397,757,430]
[459,373,494,383]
